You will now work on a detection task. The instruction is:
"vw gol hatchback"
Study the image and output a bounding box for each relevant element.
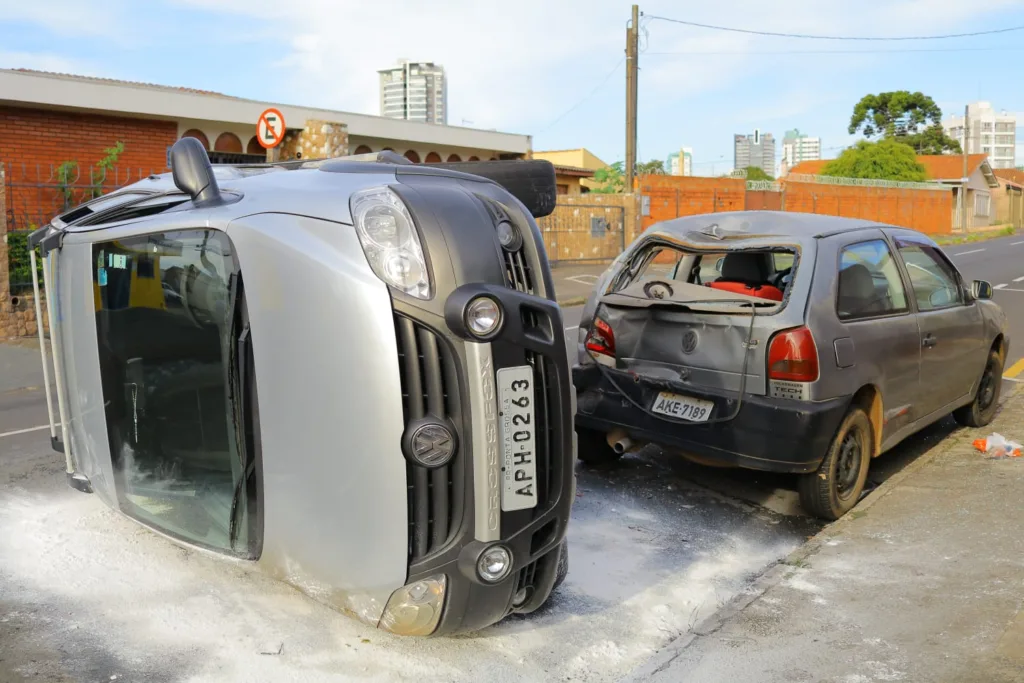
[27,139,576,636]
[572,212,1007,519]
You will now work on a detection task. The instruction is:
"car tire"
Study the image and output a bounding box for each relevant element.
[552,540,569,591]
[953,349,1003,428]
[799,406,872,521]
[575,427,622,466]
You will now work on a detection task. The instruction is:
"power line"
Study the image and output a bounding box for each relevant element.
[644,14,1024,41]
[537,57,624,134]
[645,45,1024,56]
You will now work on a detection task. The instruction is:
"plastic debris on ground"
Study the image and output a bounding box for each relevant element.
[972,433,1023,459]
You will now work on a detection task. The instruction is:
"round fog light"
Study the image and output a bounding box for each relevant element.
[496,221,522,251]
[465,297,502,338]
[477,546,513,583]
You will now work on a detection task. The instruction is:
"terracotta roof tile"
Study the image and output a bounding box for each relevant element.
[786,160,828,176]
[994,168,1024,186]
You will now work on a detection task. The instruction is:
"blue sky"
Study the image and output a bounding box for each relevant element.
[2,0,1023,174]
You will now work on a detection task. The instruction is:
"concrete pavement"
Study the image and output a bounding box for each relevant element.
[630,386,1024,683]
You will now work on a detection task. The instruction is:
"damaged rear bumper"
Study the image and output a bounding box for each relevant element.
[572,365,848,474]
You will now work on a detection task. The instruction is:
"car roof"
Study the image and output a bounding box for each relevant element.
[650,210,907,242]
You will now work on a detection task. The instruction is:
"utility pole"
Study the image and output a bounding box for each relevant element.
[961,103,970,233]
[625,4,639,194]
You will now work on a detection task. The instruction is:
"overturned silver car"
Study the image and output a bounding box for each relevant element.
[27,139,576,636]
[573,211,1008,519]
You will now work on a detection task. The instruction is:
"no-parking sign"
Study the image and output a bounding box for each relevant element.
[256,108,286,149]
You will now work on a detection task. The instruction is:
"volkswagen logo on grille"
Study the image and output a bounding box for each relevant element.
[407,423,456,468]
[681,330,699,354]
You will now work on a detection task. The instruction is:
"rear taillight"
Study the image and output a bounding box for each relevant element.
[585,317,616,358]
[768,326,819,382]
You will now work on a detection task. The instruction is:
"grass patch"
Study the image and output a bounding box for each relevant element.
[934,225,1016,246]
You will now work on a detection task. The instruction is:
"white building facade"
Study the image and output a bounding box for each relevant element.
[781,129,821,176]
[379,61,447,125]
[667,147,693,176]
[943,102,1016,170]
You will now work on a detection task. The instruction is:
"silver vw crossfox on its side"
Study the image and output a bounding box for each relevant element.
[27,138,576,636]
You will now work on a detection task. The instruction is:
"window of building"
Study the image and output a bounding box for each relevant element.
[93,230,260,557]
[982,122,994,132]
[983,146,991,154]
[836,240,909,320]
[996,122,1014,133]
[975,192,991,217]
[896,241,963,311]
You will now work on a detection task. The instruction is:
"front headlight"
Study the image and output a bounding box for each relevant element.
[350,186,430,299]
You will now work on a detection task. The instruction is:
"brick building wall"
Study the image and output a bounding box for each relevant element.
[781,181,953,234]
[1,106,176,230]
[639,176,747,232]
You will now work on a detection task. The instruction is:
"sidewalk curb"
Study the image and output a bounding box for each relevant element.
[557,296,587,307]
[623,385,1024,682]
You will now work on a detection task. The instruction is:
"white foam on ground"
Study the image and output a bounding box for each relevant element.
[0,489,802,682]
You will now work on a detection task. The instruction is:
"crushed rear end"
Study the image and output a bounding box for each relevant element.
[572,221,848,473]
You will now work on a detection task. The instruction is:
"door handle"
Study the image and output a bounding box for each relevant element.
[922,335,938,349]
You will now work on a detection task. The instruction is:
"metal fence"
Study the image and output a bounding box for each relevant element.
[4,162,161,292]
[539,203,627,264]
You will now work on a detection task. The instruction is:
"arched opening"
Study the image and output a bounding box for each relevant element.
[382,147,395,152]
[214,132,243,153]
[425,151,442,163]
[246,136,263,155]
[181,129,210,150]
[468,156,480,161]
[404,150,421,163]
[446,153,462,162]
[489,157,497,161]
[353,145,373,155]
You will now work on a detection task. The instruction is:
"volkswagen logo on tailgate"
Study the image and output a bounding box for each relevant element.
[405,422,457,468]
[681,330,699,354]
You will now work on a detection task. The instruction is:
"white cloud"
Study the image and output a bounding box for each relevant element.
[0,0,126,37]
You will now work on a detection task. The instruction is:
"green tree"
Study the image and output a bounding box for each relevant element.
[636,159,666,175]
[744,166,773,181]
[591,161,625,193]
[821,139,928,182]
[848,91,960,154]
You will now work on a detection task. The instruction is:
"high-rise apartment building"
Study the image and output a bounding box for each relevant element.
[943,102,1016,170]
[734,130,775,175]
[378,61,447,125]
[667,147,693,176]
[781,129,821,176]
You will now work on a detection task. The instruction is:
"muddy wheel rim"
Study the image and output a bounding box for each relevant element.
[835,429,863,501]
[978,359,997,412]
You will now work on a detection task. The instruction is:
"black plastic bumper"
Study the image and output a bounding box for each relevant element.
[573,364,849,474]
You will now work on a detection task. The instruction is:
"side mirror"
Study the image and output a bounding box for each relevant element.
[971,280,993,301]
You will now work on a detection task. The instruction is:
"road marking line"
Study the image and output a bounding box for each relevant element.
[1012,241,1024,246]
[996,288,1024,293]
[566,274,599,286]
[0,424,55,439]
[1006,358,1024,380]
[995,284,1008,289]
[1014,276,1024,282]
[564,325,579,332]
[1005,376,1023,383]
[954,248,986,255]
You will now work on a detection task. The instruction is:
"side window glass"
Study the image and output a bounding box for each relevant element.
[837,239,909,320]
[896,242,963,311]
[93,230,257,556]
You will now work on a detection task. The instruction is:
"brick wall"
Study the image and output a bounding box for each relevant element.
[1,106,176,230]
[781,180,953,234]
[639,175,746,232]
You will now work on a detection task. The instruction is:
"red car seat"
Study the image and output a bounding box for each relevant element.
[707,252,784,302]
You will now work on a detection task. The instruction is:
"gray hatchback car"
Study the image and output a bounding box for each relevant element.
[573,211,1008,519]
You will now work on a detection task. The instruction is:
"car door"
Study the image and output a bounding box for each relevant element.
[833,236,921,440]
[892,235,987,418]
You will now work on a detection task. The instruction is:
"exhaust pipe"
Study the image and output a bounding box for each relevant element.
[606,429,636,455]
